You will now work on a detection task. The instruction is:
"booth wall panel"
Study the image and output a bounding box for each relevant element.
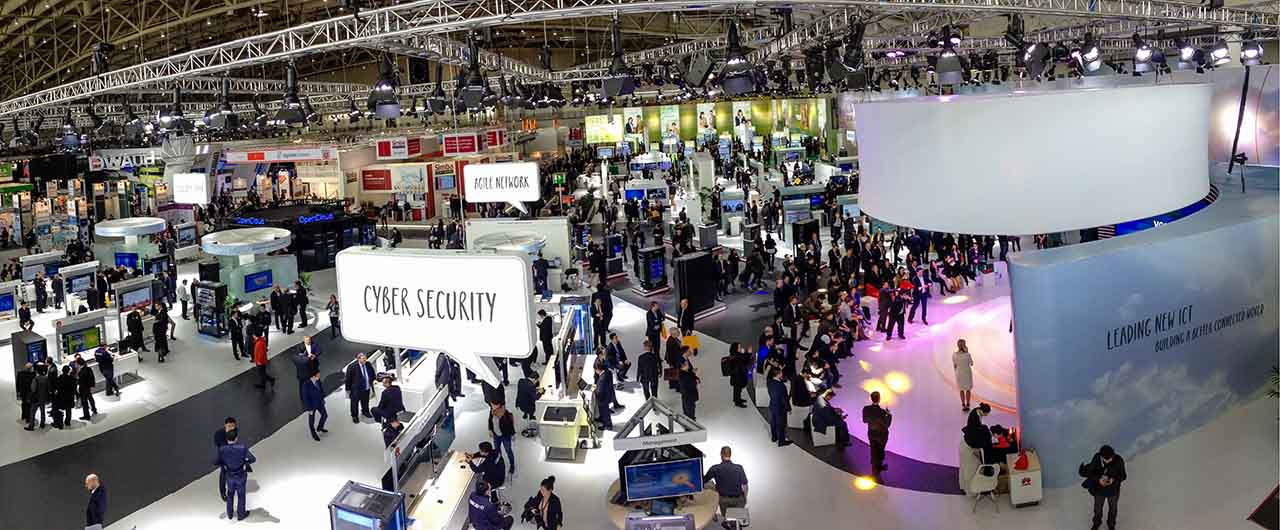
[855,83,1211,234]
[1008,190,1278,488]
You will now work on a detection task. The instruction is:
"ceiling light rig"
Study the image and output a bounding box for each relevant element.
[274,60,307,127]
[720,20,758,97]
[427,62,448,116]
[210,76,240,132]
[459,32,489,112]
[369,55,401,119]
[1240,32,1264,66]
[602,14,637,99]
[932,25,966,86]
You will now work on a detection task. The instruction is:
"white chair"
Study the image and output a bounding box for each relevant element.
[787,404,811,429]
[811,425,836,447]
[753,375,770,408]
[969,464,1000,513]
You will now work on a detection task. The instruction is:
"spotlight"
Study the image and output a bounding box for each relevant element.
[158,87,192,133]
[91,42,114,75]
[61,107,80,151]
[843,19,866,72]
[602,15,637,98]
[1071,34,1102,74]
[273,60,306,126]
[346,96,363,124]
[1209,38,1230,66]
[719,21,757,97]
[303,97,320,124]
[368,55,401,118]
[210,76,240,131]
[1133,33,1154,73]
[123,100,144,140]
[427,63,448,115]
[1241,33,1264,66]
[538,46,566,108]
[459,33,488,111]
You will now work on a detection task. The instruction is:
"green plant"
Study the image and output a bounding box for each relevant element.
[300,271,313,289]
[1268,366,1279,399]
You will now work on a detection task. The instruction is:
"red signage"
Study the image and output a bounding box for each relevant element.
[375,137,426,160]
[442,133,481,155]
[484,128,506,147]
[361,169,392,191]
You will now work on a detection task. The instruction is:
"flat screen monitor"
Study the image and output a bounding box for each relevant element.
[842,204,861,218]
[177,225,197,247]
[598,147,615,158]
[146,258,169,274]
[44,263,62,276]
[624,189,645,202]
[437,175,456,190]
[63,326,102,355]
[647,256,665,281]
[0,293,14,313]
[647,188,668,200]
[119,286,153,313]
[809,195,825,209]
[244,270,273,293]
[115,252,139,269]
[21,265,41,281]
[721,199,745,214]
[68,274,92,294]
[26,341,47,363]
[783,150,801,162]
[622,457,704,502]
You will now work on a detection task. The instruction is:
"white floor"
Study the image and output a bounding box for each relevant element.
[105,282,1278,530]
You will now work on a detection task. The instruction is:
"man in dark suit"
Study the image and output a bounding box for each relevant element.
[382,418,405,448]
[592,283,613,332]
[644,302,664,351]
[636,339,660,400]
[766,368,791,446]
[908,268,931,326]
[216,430,256,521]
[537,310,554,364]
[281,287,296,334]
[18,301,33,331]
[292,337,321,404]
[269,286,285,331]
[228,312,244,361]
[345,352,376,422]
[75,357,98,419]
[862,391,892,479]
[85,474,107,528]
[594,364,618,429]
[214,417,239,501]
[781,294,804,342]
[16,362,34,424]
[94,346,119,396]
[371,376,405,425]
[677,298,695,350]
[293,281,309,328]
[302,370,328,442]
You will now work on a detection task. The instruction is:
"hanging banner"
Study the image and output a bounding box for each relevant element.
[224,147,337,163]
[733,101,754,148]
[89,148,161,171]
[442,133,481,155]
[585,115,623,145]
[660,105,681,141]
[696,103,718,148]
[484,128,507,148]
[375,137,424,160]
[623,107,645,140]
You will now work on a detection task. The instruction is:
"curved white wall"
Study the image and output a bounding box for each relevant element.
[855,83,1211,235]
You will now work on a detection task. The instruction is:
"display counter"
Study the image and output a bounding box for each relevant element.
[76,348,140,388]
[535,303,593,460]
[605,479,719,530]
[53,309,109,363]
[404,451,476,530]
[1007,450,1042,507]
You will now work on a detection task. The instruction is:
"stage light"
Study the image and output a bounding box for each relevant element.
[303,97,320,124]
[858,360,872,373]
[459,33,488,111]
[1071,34,1102,74]
[60,108,80,150]
[537,46,566,108]
[860,379,896,406]
[942,295,969,305]
[158,87,192,133]
[1133,33,1154,74]
[843,19,866,72]
[367,55,401,119]
[427,63,448,115]
[1241,33,1263,66]
[210,77,240,131]
[602,15,637,98]
[346,96,363,124]
[931,25,965,85]
[1209,38,1231,66]
[854,477,879,491]
[885,372,912,393]
[273,60,306,126]
[720,21,757,97]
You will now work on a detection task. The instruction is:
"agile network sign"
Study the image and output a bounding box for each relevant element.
[335,248,534,386]
[462,162,540,214]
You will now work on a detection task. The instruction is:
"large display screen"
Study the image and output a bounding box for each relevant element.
[146,258,170,274]
[44,263,61,276]
[63,326,102,355]
[178,225,198,247]
[624,189,645,202]
[721,199,745,214]
[21,265,41,281]
[585,114,623,145]
[115,252,139,269]
[623,458,704,502]
[119,287,153,313]
[244,270,273,293]
[809,194,826,209]
[0,293,12,314]
[68,274,92,294]
[647,255,665,282]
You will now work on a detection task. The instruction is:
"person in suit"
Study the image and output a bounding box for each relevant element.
[781,294,804,342]
[33,272,47,312]
[371,376,405,424]
[94,346,119,396]
[434,353,459,402]
[1082,445,1127,530]
[292,336,321,403]
[530,476,563,530]
[126,308,148,357]
[214,417,239,501]
[606,333,630,382]
[677,356,700,420]
[664,328,684,390]
[382,417,405,448]
[24,363,52,430]
[50,273,64,310]
[75,357,98,419]
[644,302,664,350]
[766,368,791,446]
[812,389,851,446]
[269,286,285,331]
[862,391,892,479]
[677,298,696,354]
[537,310,554,364]
[281,287,296,334]
[18,300,33,331]
[293,281,309,328]
[466,442,507,490]
[228,312,244,360]
[16,362,34,424]
[515,371,540,422]
[302,370,328,442]
[593,363,618,430]
[215,430,256,521]
[636,339,660,400]
[152,307,170,362]
[53,364,76,428]
[592,282,613,331]
[908,267,931,325]
[884,288,908,341]
[84,474,107,528]
[468,481,514,530]
[727,343,750,408]
[345,352,376,422]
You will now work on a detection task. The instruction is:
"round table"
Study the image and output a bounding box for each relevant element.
[200,227,293,257]
[605,479,720,530]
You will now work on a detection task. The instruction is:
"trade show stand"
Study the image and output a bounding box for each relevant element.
[111,275,158,349]
[464,217,573,290]
[631,246,669,297]
[536,303,595,461]
[92,217,167,273]
[605,479,718,530]
[53,309,110,363]
[404,452,475,530]
[199,227,298,304]
[58,261,99,311]
[76,345,139,389]
[224,201,376,272]
[0,280,22,342]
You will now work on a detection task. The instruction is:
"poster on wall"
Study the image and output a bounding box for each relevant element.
[696,103,717,147]
[442,133,481,155]
[732,101,754,148]
[660,105,681,139]
[362,169,392,191]
[623,107,645,145]
[585,115,623,145]
[390,165,428,194]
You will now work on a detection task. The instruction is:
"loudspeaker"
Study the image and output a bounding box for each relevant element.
[408,58,430,85]
[686,56,714,87]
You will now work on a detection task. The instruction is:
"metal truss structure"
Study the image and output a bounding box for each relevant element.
[362,34,550,81]
[0,0,1273,122]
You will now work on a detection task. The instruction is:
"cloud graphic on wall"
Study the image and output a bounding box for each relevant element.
[1031,361,1238,462]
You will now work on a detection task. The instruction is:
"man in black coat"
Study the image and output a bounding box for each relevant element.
[293,281,309,328]
[75,358,98,419]
[269,286,285,331]
[16,362,34,423]
[636,339,660,400]
[345,352,376,422]
[214,417,239,501]
[515,371,540,421]
[50,274,64,310]
[371,376,405,425]
[1082,445,1127,530]
[228,312,244,361]
[126,308,148,355]
[33,273,47,312]
[594,364,618,429]
[292,342,320,405]
[18,301,33,331]
[644,302,664,352]
[85,474,107,528]
[537,310,554,364]
[862,391,892,479]
[677,298,695,350]
[94,346,119,396]
[592,283,613,332]
[435,352,459,402]
[766,368,791,446]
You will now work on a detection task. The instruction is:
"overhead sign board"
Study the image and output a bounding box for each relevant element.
[88,148,160,171]
[171,172,209,205]
[462,162,540,213]
[335,248,534,386]
[375,137,424,160]
[224,147,337,163]
[442,133,481,155]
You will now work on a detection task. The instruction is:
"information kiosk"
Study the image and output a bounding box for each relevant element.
[200,227,298,304]
[632,246,669,297]
[93,217,167,273]
[112,275,156,348]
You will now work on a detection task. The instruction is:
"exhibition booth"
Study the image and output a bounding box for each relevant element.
[199,227,297,336]
[93,217,171,275]
[224,201,376,272]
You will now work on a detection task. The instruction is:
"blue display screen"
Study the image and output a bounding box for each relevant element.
[69,275,92,294]
[0,293,14,313]
[244,270,273,293]
[26,341,47,363]
[598,148,614,158]
[334,508,377,528]
[623,458,704,502]
[648,256,665,280]
[438,175,456,190]
[44,263,62,276]
[625,189,645,202]
[1114,198,1211,236]
[115,252,139,269]
[809,195,825,209]
[721,199,745,214]
[784,150,801,162]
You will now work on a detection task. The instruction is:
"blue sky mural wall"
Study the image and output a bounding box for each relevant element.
[1008,189,1279,489]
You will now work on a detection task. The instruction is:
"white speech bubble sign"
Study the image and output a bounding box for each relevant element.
[336,247,534,386]
[463,162,540,213]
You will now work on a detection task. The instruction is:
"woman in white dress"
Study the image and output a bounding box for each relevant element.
[953,339,974,412]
